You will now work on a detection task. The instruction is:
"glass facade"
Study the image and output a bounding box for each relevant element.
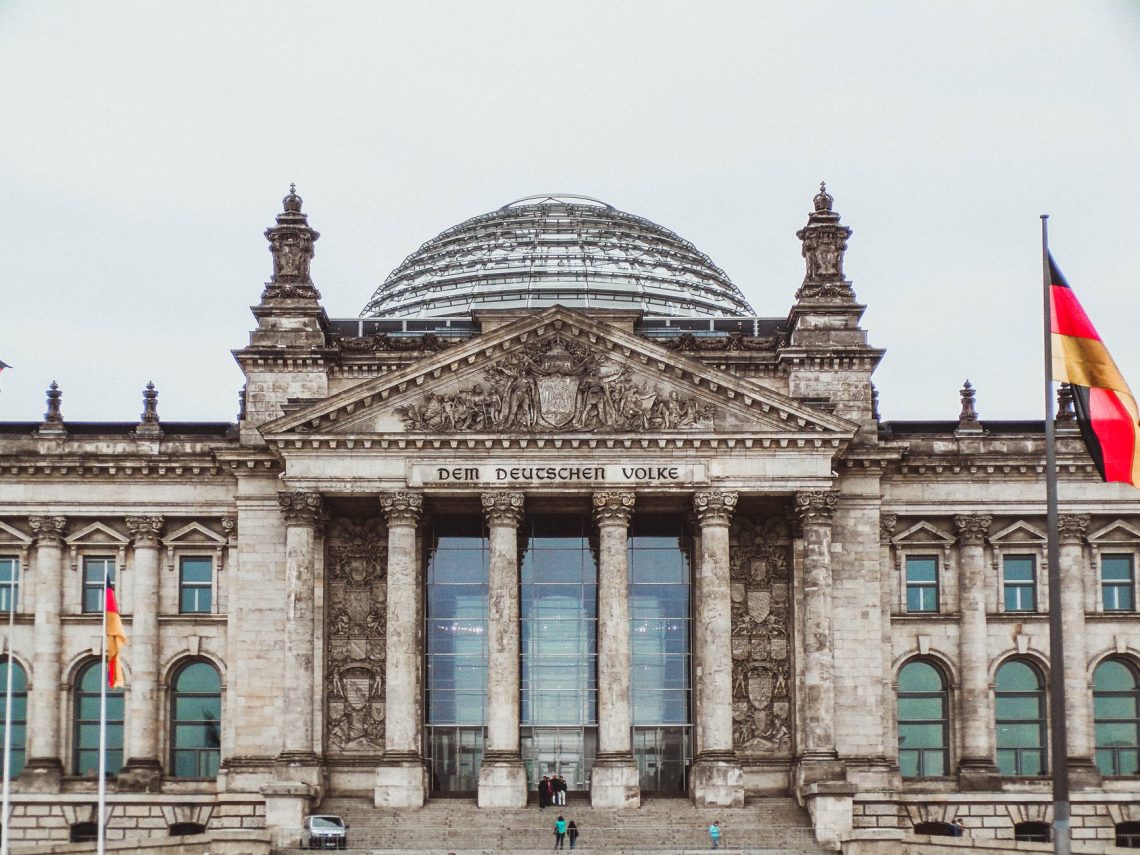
[170,661,221,778]
[905,556,939,613]
[628,515,692,793]
[0,657,27,777]
[0,557,18,613]
[896,660,949,778]
[425,515,489,793]
[995,659,1047,776]
[74,660,124,776]
[520,515,598,790]
[1002,555,1036,612]
[1093,658,1139,776]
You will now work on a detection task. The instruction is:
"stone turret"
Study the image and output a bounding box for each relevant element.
[233,187,332,443]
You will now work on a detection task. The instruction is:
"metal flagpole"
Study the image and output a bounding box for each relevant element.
[97,565,109,855]
[1,566,16,855]
[1041,214,1071,855]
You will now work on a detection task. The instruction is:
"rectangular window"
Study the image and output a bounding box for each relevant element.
[1003,555,1037,612]
[0,557,18,613]
[905,556,939,613]
[1103,555,1135,611]
[179,557,213,614]
[82,557,115,613]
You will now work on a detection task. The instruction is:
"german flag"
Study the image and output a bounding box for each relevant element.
[106,584,127,689]
[1049,255,1140,487]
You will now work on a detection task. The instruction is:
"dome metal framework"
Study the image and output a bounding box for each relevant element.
[362,195,755,319]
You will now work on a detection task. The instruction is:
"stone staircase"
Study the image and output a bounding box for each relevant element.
[274,794,831,854]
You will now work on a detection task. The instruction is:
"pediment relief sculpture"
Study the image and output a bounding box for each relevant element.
[394,334,717,433]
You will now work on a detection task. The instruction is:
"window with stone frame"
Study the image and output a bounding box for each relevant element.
[169,660,221,778]
[0,657,27,777]
[178,555,213,614]
[1093,658,1139,777]
[994,659,1047,777]
[81,555,115,613]
[904,555,939,613]
[1102,554,1135,612]
[1002,554,1037,612]
[73,660,124,776]
[0,556,17,613]
[896,659,949,778]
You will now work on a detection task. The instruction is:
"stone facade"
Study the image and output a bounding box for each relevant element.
[0,188,1137,850]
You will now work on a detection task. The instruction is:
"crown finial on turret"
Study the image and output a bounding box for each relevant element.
[813,181,833,212]
[795,182,853,300]
[262,184,321,300]
[283,183,303,214]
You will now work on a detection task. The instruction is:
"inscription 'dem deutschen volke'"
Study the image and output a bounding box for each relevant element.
[411,462,708,486]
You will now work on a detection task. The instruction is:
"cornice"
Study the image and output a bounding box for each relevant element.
[0,456,232,480]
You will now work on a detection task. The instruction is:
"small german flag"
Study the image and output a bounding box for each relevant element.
[106,583,127,689]
[1049,255,1140,487]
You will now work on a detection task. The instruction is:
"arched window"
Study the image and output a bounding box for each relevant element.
[897,660,949,777]
[995,659,1047,776]
[74,660,124,776]
[1093,658,1140,776]
[0,657,27,777]
[1015,821,1051,842]
[170,661,221,778]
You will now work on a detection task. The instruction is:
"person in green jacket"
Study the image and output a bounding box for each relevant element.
[554,815,567,850]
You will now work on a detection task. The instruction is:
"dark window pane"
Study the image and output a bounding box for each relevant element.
[905,556,937,582]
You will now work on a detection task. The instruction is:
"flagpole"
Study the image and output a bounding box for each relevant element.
[1041,214,1071,855]
[1,568,16,855]
[97,566,109,855]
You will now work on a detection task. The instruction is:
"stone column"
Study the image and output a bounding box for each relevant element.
[278,492,323,782]
[121,515,165,791]
[879,514,900,776]
[795,491,844,783]
[690,490,744,807]
[21,516,67,790]
[478,491,527,808]
[1058,514,1101,788]
[375,490,428,808]
[591,491,640,809]
[954,513,1000,789]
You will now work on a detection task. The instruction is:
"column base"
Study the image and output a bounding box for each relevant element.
[477,753,528,808]
[957,758,1001,791]
[590,753,640,808]
[1067,756,1103,790]
[374,754,428,808]
[18,757,63,792]
[689,752,744,808]
[119,758,163,792]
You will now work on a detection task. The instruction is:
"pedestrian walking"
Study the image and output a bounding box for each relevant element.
[554,815,568,850]
[709,820,721,849]
[568,820,579,850]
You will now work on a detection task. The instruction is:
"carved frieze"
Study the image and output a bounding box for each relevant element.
[661,332,778,353]
[730,516,792,755]
[338,333,454,353]
[395,334,717,433]
[325,516,387,755]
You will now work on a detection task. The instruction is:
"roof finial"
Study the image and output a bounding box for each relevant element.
[282,183,303,214]
[957,379,982,432]
[136,380,162,437]
[39,380,67,435]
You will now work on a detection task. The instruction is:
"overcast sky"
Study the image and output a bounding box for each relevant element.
[2,1,1138,424]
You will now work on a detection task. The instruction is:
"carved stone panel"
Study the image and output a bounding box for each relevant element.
[325,515,387,755]
[729,515,793,756]
[395,334,717,433]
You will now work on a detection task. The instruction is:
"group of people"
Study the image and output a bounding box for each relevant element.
[537,774,568,807]
[552,816,579,850]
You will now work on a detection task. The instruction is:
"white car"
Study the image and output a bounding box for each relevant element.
[301,815,349,850]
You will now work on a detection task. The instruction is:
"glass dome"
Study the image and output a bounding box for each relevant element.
[362,195,754,318]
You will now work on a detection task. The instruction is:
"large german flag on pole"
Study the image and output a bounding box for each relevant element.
[1049,254,1140,487]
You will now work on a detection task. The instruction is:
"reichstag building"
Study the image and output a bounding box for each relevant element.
[0,187,1138,848]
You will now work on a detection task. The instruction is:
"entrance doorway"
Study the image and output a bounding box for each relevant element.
[633,726,690,794]
[521,727,597,791]
[426,726,484,794]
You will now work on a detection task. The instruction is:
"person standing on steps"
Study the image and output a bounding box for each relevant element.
[567,820,579,850]
[554,815,568,850]
[709,820,721,849]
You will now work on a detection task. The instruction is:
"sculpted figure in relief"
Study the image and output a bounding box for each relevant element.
[396,335,716,433]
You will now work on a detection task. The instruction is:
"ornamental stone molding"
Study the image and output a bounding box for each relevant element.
[954,513,992,546]
[395,334,717,434]
[694,490,738,526]
[28,515,67,546]
[380,491,424,526]
[1058,513,1091,544]
[793,490,837,525]
[592,491,635,527]
[279,491,324,527]
[879,513,898,544]
[795,183,854,302]
[262,185,321,301]
[481,491,525,527]
[125,515,166,547]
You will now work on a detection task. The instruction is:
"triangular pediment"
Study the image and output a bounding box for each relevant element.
[0,521,31,546]
[66,521,129,545]
[892,521,954,547]
[164,522,228,546]
[990,521,1046,544]
[1088,520,1140,545]
[262,306,857,443]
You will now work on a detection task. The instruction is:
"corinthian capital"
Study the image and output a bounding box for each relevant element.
[954,513,992,546]
[593,491,635,527]
[125,515,165,546]
[380,491,423,526]
[694,490,738,526]
[482,491,524,528]
[1058,513,1090,544]
[279,491,324,527]
[794,491,837,525]
[28,515,67,546]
